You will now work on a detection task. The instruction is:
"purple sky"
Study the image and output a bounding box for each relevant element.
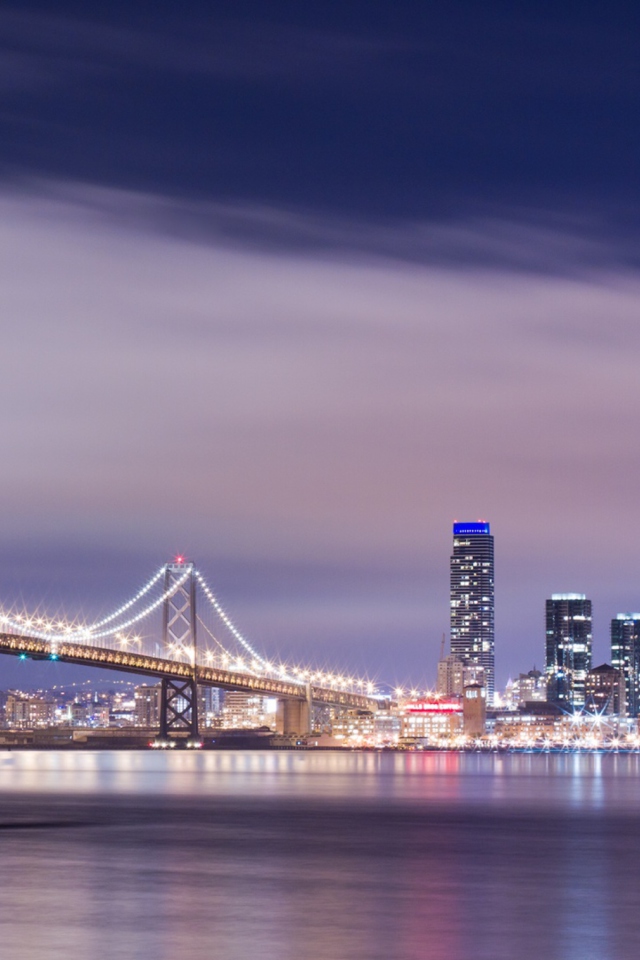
[1,181,640,688]
[1,3,639,689]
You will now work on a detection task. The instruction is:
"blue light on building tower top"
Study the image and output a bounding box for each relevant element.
[453,522,490,536]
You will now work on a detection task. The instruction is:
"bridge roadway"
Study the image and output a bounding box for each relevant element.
[0,632,379,712]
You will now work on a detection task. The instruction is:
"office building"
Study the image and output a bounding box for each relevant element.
[585,663,624,716]
[545,594,592,708]
[5,691,55,728]
[450,522,495,703]
[134,684,162,727]
[221,691,274,729]
[504,669,547,709]
[437,654,464,696]
[199,686,223,728]
[611,613,640,716]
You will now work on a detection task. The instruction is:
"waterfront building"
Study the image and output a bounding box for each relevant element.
[611,613,640,717]
[220,691,274,729]
[545,594,592,709]
[332,709,377,745]
[585,663,624,715]
[492,701,563,744]
[450,522,495,703]
[374,710,401,746]
[400,697,463,743]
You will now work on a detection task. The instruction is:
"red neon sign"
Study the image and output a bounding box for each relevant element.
[405,700,462,714]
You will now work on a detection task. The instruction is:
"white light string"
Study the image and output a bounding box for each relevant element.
[77,568,191,641]
[195,570,271,669]
[84,566,165,630]
[0,562,383,698]
[0,566,190,645]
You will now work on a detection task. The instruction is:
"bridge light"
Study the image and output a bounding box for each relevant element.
[50,654,58,661]
[18,653,27,660]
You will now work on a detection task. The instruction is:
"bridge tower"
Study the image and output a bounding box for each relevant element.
[158,559,200,742]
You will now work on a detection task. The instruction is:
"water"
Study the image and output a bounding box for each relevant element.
[0,750,639,960]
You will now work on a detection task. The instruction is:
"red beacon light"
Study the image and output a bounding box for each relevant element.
[174,554,186,564]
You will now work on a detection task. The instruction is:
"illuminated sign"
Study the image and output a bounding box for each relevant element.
[405,700,462,714]
[453,522,490,536]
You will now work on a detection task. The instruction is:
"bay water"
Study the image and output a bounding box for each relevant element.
[0,749,639,960]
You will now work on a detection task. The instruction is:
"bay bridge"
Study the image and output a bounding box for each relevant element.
[0,558,386,743]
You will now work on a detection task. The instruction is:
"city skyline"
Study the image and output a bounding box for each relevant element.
[0,534,639,694]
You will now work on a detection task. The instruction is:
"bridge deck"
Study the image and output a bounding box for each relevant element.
[0,633,378,711]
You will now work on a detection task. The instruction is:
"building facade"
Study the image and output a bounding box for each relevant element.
[400,698,463,742]
[436,654,464,696]
[545,594,592,708]
[134,684,162,727]
[585,663,624,715]
[450,522,495,703]
[220,691,274,729]
[504,669,547,709]
[5,691,55,728]
[611,613,640,716]
[463,683,487,737]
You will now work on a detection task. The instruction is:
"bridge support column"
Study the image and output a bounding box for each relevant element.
[158,677,199,741]
[275,699,310,737]
[157,559,200,745]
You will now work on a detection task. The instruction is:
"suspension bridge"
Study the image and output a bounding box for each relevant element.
[0,558,384,742]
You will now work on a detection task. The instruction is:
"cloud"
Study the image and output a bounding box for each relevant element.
[0,8,394,93]
[6,178,640,277]
[1,179,640,682]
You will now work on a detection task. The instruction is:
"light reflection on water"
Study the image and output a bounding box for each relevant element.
[0,750,638,960]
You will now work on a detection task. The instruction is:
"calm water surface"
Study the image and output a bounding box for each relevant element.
[0,750,639,960]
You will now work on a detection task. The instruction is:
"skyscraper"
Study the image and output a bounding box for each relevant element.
[611,613,640,717]
[545,594,592,708]
[450,522,495,704]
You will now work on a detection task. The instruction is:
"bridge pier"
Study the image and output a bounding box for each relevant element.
[275,699,310,737]
[158,677,199,742]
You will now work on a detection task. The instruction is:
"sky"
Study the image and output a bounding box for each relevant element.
[1,1,640,689]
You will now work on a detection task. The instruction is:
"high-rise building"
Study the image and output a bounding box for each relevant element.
[450,522,495,703]
[199,686,223,728]
[545,594,592,708]
[585,663,624,716]
[134,684,162,727]
[436,654,464,697]
[611,613,640,716]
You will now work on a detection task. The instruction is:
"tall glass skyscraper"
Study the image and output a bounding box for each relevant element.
[545,594,592,708]
[450,522,495,704]
[611,613,640,717]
